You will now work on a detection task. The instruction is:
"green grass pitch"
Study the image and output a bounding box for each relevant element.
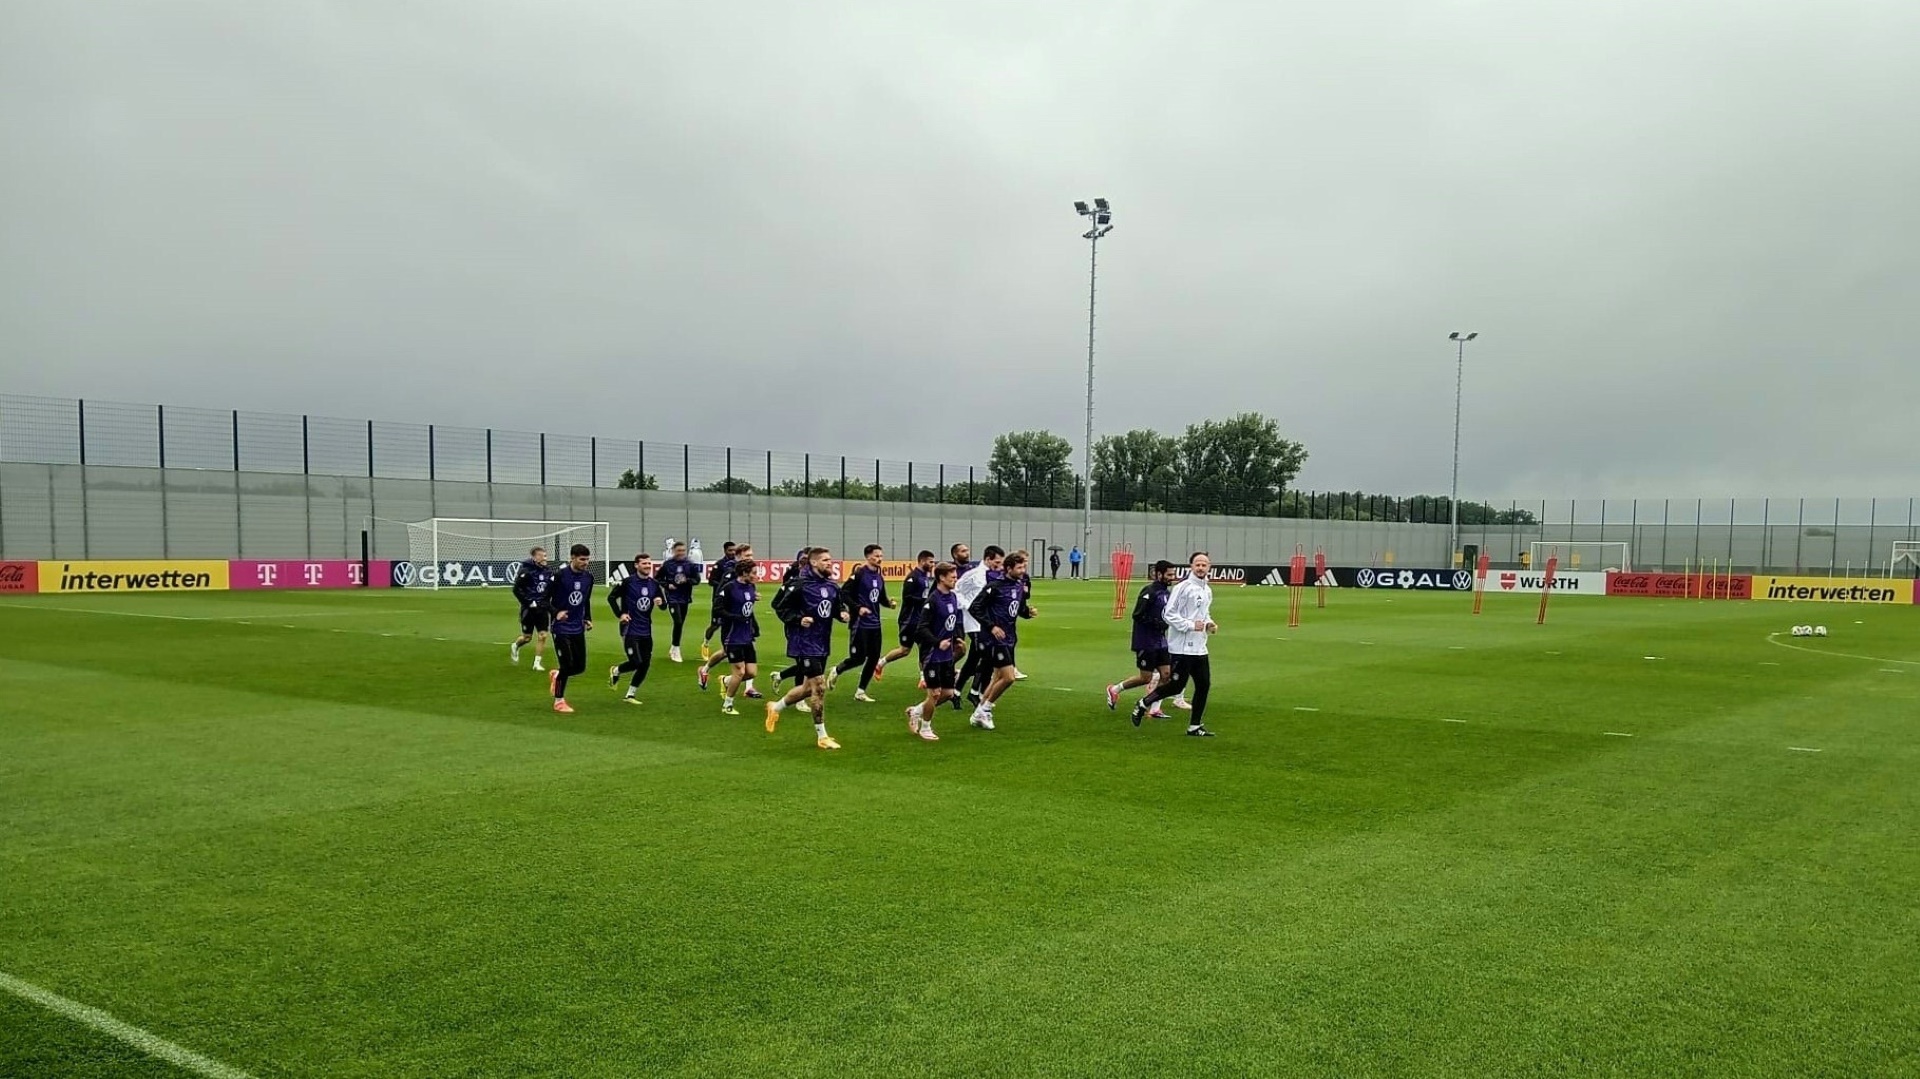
[3,582,1917,1077]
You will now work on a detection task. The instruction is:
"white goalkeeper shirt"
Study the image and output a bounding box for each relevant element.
[955,563,990,633]
[1163,575,1215,656]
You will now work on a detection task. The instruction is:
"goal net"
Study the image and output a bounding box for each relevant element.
[1527,540,1630,572]
[1891,541,1920,579]
[398,519,611,590]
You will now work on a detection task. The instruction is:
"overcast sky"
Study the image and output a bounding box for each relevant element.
[3,1,1916,498]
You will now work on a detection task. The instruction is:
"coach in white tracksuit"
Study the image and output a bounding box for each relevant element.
[953,546,1005,700]
[1137,552,1218,736]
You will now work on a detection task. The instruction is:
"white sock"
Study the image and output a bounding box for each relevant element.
[814,722,828,738]
[625,688,636,698]
[745,678,756,690]
[771,700,786,713]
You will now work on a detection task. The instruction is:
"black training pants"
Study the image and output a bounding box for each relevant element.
[1144,653,1210,724]
[835,627,884,689]
[553,633,587,697]
[616,635,653,689]
[666,604,690,647]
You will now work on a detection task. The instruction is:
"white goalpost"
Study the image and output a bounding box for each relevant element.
[1890,540,1920,579]
[398,518,611,590]
[1528,540,1630,572]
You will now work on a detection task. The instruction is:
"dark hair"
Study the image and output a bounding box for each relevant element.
[733,560,757,579]
[1190,551,1209,563]
[949,543,967,556]
[734,544,753,556]
[530,546,546,557]
[934,561,958,579]
[634,553,651,565]
[864,544,883,557]
[570,544,590,558]
[1152,559,1174,574]
[723,541,737,552]
[983,545,1006,561]
[672,541,687,551]
[806,546,831,559]
[1005,550,1029,568]
[917,550,936,561]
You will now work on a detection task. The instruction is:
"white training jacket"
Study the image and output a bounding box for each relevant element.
[1163,575,1215,656]
[955,563,990,633]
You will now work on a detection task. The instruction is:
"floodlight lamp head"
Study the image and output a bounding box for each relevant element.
[1094,197,1110,210]
[1095,212,1111,225]
[1082,228,1098,240]
[1449,331,1462,340]
[1096,225,1113,238]
[1466,331,1479,341]
[1074,200,1090,214]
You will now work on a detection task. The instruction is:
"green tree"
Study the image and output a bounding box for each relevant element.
[701,477,758,495]
[1174,413,1307,516]
[1092,430,1180,511]
[987,431,1080,508]
[616,468,659,490]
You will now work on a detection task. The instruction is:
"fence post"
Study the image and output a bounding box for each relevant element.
[726,447,732,491]
[938,464,945,505]
[590,436,597,488]
[428,424,436,482]
[540,433,548,486]
[302,416,311,474]
[366,419,374,478]
[158,404,168,468]
[766,450,772,493]
[77,399,88,466]
[486,428,493,483]
[908,462,915,503]
[875,459,881,501]
[682,445,689,492]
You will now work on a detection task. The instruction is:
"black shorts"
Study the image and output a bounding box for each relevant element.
[897,618,921,649]
[725,643,758,665]
[984,643,1016,670]
[787,656,827,680]
[921,661,957,690]
[1135,648,1169,672]
[520,605,550,634]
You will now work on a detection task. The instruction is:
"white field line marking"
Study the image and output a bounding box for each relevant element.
[1293,706,1320,712]
[1759,661,1780,666]
[1440,718,1467,723]
[1765,633,1920,667]
[1050,687,1076,692]
[1881,669,1906,674]
[0,971,256,1079]
[1788,746,1822,753]
[1448,646,1466,650]
[1603,732,1634,738]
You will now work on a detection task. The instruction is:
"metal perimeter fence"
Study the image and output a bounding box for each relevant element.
[1,394,1916,575]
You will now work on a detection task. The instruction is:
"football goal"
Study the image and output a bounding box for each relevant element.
[1528,541,1630,572]
[1890,540,1920,579]
[399,518,611,590]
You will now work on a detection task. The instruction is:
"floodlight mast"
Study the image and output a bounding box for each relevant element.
[1448,331,1479,561]
[1074,197,1114,557]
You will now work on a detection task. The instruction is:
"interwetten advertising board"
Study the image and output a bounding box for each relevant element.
[36,560,231,593]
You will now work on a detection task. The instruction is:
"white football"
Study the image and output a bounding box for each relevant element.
[1814,625,1828,637]
[1790,625,1808,637]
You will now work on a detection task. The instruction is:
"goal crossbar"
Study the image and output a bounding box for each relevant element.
[1528,540,1630,571]
[401,518,611,590]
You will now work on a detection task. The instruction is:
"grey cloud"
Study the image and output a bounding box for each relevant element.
[3,1,1915,497]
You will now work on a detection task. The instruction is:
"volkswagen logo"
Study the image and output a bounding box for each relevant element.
[1355,568,1376,588]
[1452,570,1472,590]
[392,561,416,587]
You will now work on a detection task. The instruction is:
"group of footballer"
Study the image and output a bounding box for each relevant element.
[505,538,1220,750]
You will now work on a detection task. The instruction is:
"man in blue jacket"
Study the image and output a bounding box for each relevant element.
[766,547,848,750]
[828,544,893,703]
[653,540,702,664]
[606,552,665,705]
[510,546,556,672]
[545,544,596,714]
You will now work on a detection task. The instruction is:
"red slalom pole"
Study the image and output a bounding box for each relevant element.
[1288,546,1307,628]
[1536,554,1559,625]
[1472,551,1491,615]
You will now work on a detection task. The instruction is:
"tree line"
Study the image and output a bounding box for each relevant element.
[616,410,1534,524]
